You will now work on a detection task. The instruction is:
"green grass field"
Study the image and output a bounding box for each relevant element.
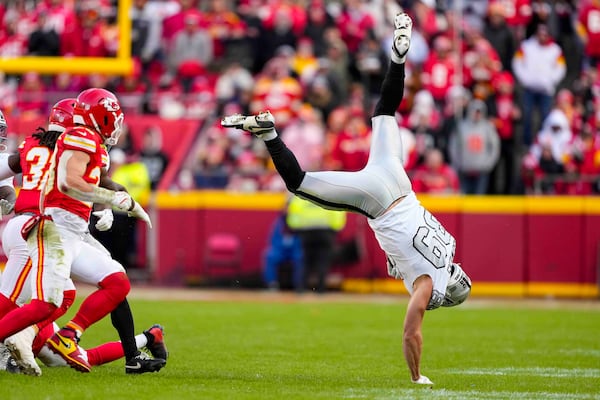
[3,290,600,400]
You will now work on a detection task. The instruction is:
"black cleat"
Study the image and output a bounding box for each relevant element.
[125,351,166,374]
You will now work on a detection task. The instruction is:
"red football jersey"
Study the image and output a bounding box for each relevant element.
[43,126,108,222]
[14,136,54,214]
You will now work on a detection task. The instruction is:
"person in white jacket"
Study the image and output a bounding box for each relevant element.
[512,23,566,147]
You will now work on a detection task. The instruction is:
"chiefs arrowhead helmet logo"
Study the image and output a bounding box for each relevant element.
[100,97,120,112]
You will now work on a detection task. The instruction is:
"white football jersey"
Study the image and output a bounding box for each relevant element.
[368,191,455,309]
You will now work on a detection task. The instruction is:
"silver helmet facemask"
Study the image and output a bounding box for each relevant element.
[0,110,7,152]
[442,263,471,307]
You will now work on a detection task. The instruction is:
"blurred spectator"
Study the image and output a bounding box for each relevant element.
[114,61,148,115]
[195,141,230,189]
[235,0,264,72]
[286,196,346,293]
[226,150,264,192]
[438,85,471,160]
[489,0,533,42]
[214,61,254,112]
[554,88,583,136]
[185,75,217,119]
[60,4,111,57]
[249,55,303,129]
[398,122,418,171]
[335,0,375,55]
[523,142,565,194]
[462,30,502,102]
[291,37,319,83]
[131,0,163,68]
[280,104,325,171]
[193,122,232,188]
[165,13,213,92]
[553,0,580,88]
[488,72,522,194]
[525,0,553,38]
[324,29,352,97]
[412,0,445,41]
[0,10,28,58]
[204,0,246,60]
[47,72,84,102]
[570,128,600,193]
[449,99,501,194]
[483,2,517,73]
[512,23,566,146]
[577,0,600,69]
[356,32,389,101]
[304,57,345,122]
[0,72,17,117]
[404,89,441,164]
[256,9,298,72]
[162,0,203,46]
[421,35,458,106]
[140,126,170,190]
[262,209,304,291]
[27,11,60,56]
[36,0,77,37]
[529,108,574,169]
[16,72,47,118]
[412,148,460,194]
[147,75,185,117]
[302,0,335,58]
[329,111,371,171]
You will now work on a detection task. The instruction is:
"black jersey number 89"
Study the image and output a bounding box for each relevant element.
[413,209,455,269]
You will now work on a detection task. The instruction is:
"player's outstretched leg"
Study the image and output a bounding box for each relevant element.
[391,12,412,64]
[222,111,305,190]
[4,326,41,376]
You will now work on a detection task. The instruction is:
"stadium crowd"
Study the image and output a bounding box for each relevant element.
[1,0,600,195]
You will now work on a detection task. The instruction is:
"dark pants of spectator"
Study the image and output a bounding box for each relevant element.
[490,138,517,194]
[298,229,337,293]
[459,172,490,195]
[522,89,552,147]
[263,234,304,291]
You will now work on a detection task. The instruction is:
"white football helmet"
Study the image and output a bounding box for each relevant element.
[442,263,471,307]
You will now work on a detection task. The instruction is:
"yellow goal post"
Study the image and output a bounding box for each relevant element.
[0,0,133,75]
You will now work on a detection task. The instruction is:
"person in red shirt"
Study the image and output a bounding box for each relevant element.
[577,0,600,68]
[489,0,533,41]
[335,0,375,54]
[421,35,458,106]
[489,72,521,193]
[329,111,371,171]
[411,148,460,194]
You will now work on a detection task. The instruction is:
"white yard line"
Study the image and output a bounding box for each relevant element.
[447,367,600,378]
[344,388,600,400]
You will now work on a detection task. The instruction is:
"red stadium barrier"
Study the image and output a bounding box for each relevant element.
[150,192,600,298]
